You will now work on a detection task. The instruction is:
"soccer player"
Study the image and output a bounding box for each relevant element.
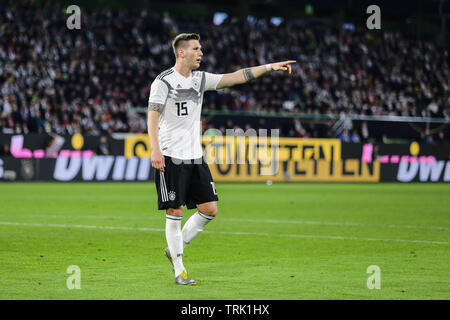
[147,33,295,285]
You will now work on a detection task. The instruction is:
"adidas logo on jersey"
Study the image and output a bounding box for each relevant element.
[177,84,182,88]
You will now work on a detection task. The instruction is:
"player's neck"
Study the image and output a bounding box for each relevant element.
[174,63,192,79]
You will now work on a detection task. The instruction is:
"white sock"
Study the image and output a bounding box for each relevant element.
[182,211,215,248]
[165,214,185,277]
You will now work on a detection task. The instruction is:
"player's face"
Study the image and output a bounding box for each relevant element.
[185,40,203,69]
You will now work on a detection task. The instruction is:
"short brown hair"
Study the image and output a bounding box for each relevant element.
[172,33,200,58]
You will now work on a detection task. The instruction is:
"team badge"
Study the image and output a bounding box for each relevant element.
[168,191,176,201]
[192,79,200,91]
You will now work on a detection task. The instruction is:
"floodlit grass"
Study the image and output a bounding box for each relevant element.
[0,182,448,299]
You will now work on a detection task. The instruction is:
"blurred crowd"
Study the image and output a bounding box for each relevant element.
[0,0,449,141]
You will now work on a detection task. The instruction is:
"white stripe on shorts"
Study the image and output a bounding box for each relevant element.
[160,171,168,202]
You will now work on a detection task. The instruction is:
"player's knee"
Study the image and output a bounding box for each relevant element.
[199,204,218,217]
[166,206,183,217]
[210,207,218,217]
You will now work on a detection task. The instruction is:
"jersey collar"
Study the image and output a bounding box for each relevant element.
[172,67,192,79]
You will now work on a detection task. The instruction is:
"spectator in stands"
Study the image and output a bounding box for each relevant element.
[0,0,448,142]
[436,131,446,144]
[0,144,10,157]
[338,130,349,142]
[425,135,435,144]
[96,136,110,155]
[360,121,370,142]
[349,130,361,143]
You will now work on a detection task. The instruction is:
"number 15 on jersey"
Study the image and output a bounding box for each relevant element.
[176,102,188,116]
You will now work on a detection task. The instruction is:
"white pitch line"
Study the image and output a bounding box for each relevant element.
[0,221,163,232]
[223,218,450,231]
[0,221,447,245]
[3,214,450,231]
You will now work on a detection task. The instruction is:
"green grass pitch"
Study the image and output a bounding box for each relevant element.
[0,182,449,300]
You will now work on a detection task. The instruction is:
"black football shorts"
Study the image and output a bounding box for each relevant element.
[155,156,219,210]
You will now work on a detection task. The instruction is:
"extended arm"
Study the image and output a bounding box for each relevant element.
[147,105,165,172]
[216,60,296,89]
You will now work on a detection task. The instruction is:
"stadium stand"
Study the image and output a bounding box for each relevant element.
[0,0,449,141]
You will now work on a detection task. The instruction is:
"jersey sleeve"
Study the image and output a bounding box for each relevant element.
[203,72,224,91]
[148,79,169,105]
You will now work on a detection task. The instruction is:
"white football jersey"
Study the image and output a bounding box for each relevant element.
[148,67,223,160]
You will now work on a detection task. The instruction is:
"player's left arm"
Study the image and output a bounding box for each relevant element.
[216,60,296,89]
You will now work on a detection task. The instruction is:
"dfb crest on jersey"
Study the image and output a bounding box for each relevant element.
[192,79,200,91]
[168,191,176,201]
